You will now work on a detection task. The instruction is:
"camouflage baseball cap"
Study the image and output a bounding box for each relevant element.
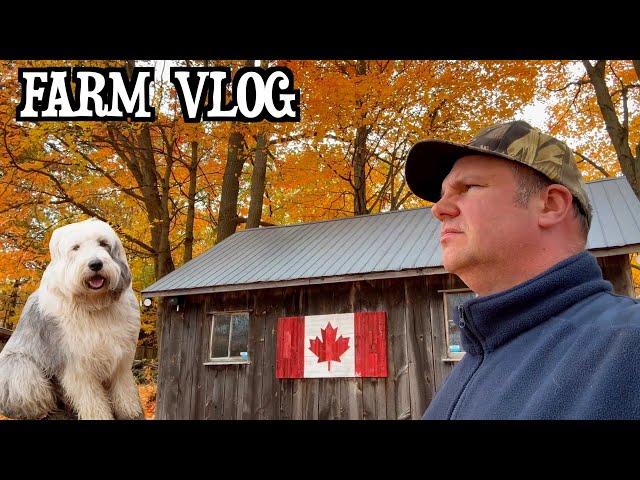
[405,120,592,226]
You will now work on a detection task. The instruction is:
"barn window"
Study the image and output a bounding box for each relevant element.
[441,289,476,361]
[206,311,250,365]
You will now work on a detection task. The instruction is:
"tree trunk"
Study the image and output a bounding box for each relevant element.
[216,60,255,243]
[353,60,369,215]
[183,141,198,263]
[247,133,268,229]
[583,60,640,198]
[216,129,246,243]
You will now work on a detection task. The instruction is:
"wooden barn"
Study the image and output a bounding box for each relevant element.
[142,177,640,420]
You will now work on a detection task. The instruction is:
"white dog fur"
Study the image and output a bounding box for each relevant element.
[0,218,144,420]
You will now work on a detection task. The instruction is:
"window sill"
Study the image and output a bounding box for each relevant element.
[204,360,251,366]
[441,357,464,363]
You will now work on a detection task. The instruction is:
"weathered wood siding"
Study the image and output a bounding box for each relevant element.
[155,258,634,420]
[156,274,466,420]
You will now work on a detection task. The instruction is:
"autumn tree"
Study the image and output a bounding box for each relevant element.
[266,60,541,222]
[540,60,640,295]
[582,61,640,197]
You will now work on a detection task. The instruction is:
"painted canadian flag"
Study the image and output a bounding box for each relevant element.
[276,312,387,378]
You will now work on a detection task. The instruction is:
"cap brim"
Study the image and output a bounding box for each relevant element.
[405,140,517,202]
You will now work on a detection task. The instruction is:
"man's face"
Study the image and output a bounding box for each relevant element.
[432,155,540,277]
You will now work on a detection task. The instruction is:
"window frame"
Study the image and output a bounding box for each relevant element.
[204,309,251,366]
[439,288,475,363]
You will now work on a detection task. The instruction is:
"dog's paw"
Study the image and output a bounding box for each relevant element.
[77,407,115,420]
[113,399,145,420]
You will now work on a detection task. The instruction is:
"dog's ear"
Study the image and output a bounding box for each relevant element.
[111,234,129,265]
[48,228,63,262]
[109,234,132,296]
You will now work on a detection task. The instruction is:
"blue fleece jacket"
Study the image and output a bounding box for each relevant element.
[423,251,640,420]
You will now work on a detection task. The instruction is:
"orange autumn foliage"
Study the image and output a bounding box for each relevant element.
[138,384,157,420]
[1,59,638,335]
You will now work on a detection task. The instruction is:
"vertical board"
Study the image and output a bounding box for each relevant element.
[275,316,305,378]
[354,311,388,377]
[278,287,301,419]
[163,307,184,419]
[245,290,267,419]
[155,302,172,419]
[190,300,206,419]
[177,300,202,419]
[291,288,305,419]
[198,295,215,420]
[353,280,386,419]
[302,285,326,419]
[334,282,361,420]
[404,276,436,419]
[386,279,411,420]
[222,365,239,420]
[259,289,279,420]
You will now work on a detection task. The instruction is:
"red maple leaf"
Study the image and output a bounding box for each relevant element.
[308,322,350,371]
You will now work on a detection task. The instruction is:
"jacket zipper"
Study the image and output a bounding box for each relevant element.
[449,304,485,419]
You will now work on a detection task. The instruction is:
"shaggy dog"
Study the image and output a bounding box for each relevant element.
[0,219,144,420]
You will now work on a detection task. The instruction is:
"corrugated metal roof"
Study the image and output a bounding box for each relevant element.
[143,176,640,296]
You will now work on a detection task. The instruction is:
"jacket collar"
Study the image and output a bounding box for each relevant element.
[458,251,613,355]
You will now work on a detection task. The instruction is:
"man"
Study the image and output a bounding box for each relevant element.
[405,120,640,419]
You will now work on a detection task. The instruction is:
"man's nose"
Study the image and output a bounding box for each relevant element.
[431,194,460,221]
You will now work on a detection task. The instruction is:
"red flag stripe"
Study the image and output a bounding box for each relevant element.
[354,311,388,377]
[276,316,304,378]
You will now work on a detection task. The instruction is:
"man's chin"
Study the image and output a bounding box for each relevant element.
[442,251,467,274]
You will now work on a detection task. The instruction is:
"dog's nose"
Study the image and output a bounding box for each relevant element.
[88,259,103,272]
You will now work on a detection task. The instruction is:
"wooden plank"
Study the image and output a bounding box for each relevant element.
[387,279,411,420]
[176,302,192,420]
[350,281,378,420]
[235,291,251,420]
[163,306,184,420]
[155,302,173,420]
[235,361,248,420]
[223,290,248,420]
[291,379,304,420]
[429,275,448,389]
[318,378,336,419]
[313,282,338,420]
[209,365,226,420]
[277,287,300,419]
[198,297,214,420]
[303,378,319,420]
[324,282,343,420]
[177,300,201,419]
[291,284,305,419]
[301,286,320,419]
[222,365,239,420]
[335,281,361,420]
[259,290,278,420]
[404,276,435,419]
[244,290,266,419]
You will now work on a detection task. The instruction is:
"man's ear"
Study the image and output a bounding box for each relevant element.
[538,184,574,228]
